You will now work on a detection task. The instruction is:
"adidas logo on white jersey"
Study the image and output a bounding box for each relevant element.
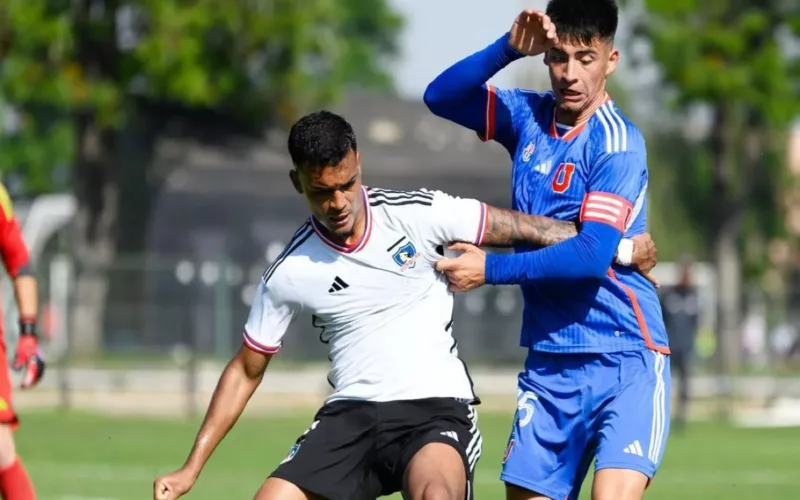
[328,276,349,293]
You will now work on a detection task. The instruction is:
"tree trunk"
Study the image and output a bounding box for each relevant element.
[710,104,743,419]
[69,118,117,357]
[713,219,741,418]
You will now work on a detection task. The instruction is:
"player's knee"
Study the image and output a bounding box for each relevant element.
[592,468,648,500]
[592,489,644,500]
[0,424,17,468]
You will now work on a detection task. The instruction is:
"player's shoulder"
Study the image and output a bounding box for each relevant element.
[0,182,14,221]
[495,87,554,114]
[587,99,646,157]
[261,220,316,288]
[367,186,454,235]
[366,186,437,212]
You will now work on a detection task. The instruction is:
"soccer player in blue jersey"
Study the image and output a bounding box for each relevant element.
[424,1,670,499]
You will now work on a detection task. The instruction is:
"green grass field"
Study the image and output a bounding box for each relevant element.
[15,410,800,499]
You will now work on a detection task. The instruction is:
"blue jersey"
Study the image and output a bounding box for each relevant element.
[486,88,667,353]
[423,34,668,354]
[426,35,672,494]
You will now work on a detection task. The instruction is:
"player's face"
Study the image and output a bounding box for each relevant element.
[545,37,619,118]
[290,150,364,241]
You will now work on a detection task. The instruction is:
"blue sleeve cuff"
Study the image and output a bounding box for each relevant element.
[498,32,526,65]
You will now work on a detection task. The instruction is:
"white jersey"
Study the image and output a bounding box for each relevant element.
[243,186,488,404]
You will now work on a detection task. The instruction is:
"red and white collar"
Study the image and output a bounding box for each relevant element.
[311,186,372,253]
[549,93,612,141]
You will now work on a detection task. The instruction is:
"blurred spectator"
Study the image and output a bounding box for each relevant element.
[660,254,700,431]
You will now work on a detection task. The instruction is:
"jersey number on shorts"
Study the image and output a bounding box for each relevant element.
[516,390,538,427]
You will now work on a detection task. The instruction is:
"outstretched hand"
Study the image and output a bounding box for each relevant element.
[435,243,487,293]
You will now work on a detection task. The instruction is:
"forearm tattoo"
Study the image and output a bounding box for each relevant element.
[482,206,578,248]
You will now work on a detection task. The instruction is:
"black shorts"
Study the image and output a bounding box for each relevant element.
[271,397,482,500]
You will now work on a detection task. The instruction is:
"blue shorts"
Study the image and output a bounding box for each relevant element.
[501,350,671,500]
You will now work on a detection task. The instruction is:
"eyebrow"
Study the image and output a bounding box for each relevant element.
[550,48,598,56]
[310,174,358,191]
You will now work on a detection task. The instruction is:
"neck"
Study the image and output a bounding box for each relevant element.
[344,209,367,246]
[318,206,367,247]
[555,89,607,126]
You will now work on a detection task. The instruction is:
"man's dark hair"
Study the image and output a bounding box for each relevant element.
[287,111,358,171]
[545,0,618,45]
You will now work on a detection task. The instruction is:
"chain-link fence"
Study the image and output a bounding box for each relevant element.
[0,252,793,422]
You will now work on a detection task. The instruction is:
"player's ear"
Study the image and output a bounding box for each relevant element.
[606,47,620,76]
[289,169,303,194]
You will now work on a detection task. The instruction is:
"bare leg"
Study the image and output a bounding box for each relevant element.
[253,477,322,500]
[591,468,649,500]
[403,443,466,500]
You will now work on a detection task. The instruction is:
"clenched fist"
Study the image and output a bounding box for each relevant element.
[153,468,197,500]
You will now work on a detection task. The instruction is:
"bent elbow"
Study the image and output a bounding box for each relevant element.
[423,83,447,115]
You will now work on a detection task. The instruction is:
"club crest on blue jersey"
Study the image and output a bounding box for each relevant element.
[392,241,419,271]
[521,142,535,162]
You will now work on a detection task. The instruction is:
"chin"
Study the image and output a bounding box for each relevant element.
[557,100,585,114]
[332,224,355,240]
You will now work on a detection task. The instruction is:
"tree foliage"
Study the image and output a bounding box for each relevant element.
[633,0,799,389]
[0,0,404,355]
[0,0,404,192]
[635,0,800,272]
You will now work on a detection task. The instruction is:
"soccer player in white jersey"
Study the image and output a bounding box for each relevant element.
[153,111,658,500]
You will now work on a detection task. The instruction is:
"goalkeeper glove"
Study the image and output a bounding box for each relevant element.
[13,319,45,389]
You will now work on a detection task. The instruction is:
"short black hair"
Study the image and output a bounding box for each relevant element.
[287,110,358,171]
[545,0,618,45]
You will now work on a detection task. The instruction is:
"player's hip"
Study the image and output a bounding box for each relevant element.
[324,376,478,405]
[271,397,481,500]
[520,290,669,347]
[518,349,670,397]
[519,312,670,353]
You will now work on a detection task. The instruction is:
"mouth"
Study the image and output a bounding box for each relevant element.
[328,213,350,229]
[559,88,583,102]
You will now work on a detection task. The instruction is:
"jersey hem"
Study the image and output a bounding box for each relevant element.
[523,343,669,354]
[594,460,658,478]
[242,331,282,355]
[324,394,479,405]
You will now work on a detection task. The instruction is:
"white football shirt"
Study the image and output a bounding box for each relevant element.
[243,186,487,404]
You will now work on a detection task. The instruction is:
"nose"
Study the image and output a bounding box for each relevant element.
[563,59,579,82]
[330,190,347,212]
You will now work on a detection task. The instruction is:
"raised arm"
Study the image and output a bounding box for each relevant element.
[423,33,524,141]
[423,11,557,150]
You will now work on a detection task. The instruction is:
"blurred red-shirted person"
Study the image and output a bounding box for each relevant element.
[0,184,45,499]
